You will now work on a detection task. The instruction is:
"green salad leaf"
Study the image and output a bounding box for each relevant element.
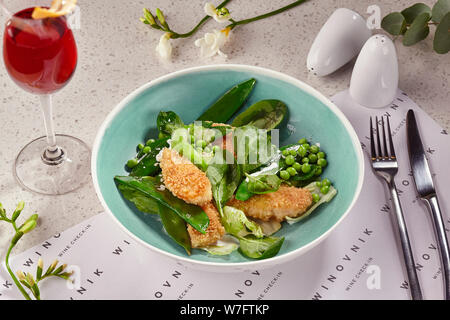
[238,235,285,260]
[115,175,209,233]
[222,206,284,259]
[157,111,184,138]
[286,182,337,224]
[206,149,242,215]
[222,206,264,238]
[231,99,288,130]
[233,125,277,174]
[200,235,239,256]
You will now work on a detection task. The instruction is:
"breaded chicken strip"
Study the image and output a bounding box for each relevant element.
[188,202,225,248]
[227,185,313,222]
[160,148,212,206]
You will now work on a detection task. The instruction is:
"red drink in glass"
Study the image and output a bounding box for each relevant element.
[3,7,77,94]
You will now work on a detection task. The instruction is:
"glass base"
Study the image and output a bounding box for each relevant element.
[14,134,91,195]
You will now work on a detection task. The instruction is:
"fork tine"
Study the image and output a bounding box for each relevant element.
[370,117,376,160]
[375,116,382,159]
[386,116,396,159]
[381,117,389,159]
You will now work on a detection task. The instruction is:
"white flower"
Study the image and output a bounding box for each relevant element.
[204,2,230,23]
[155,33,172,61]
[195,28,230,58]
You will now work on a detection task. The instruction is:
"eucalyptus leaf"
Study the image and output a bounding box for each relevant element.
[434,12,450,53]
[432,0,450,23]
[401,3,431,24]
[381,12,407,35]
[231,100,288,130]
[403,12,431,46]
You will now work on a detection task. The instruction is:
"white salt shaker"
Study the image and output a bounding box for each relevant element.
[349,34,399,109]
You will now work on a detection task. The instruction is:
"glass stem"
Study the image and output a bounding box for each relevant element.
[40,95,65,165]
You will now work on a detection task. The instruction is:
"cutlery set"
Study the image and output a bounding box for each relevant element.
[370,111,450,300]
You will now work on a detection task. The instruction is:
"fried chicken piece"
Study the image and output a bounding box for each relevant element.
[160,148,212,206]
[188,202,225,248]
[227,185,313,222]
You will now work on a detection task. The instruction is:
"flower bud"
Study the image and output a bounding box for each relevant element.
[12,201,25,221]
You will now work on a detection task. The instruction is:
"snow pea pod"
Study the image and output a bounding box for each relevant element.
[114,175,209,234]
[197,78,256,123]
[158,203,192,255]
[130,137,169,177]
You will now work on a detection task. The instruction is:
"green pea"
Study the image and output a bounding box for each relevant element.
[320,185,330,194]
[212,145,221,153]
[209,136,216,143]
[285,155,295,166]
[287,167,297,176]
[312,193,321,203]
[322,178,331,187]
[280,170,290,180]
[293,162,302,171]
[302,157,309,164]
[190,135,195,144]
[282,149,290,157]
[137,143,144,151]
[127,159,139,168]
[145,138,155,146]
[317,151,326,159]
[302,143,310,150]
[195,146,203,152]
[298,138,308,145]
[310,145,320,154]
[316,181,322,187]
[314,167,322,176]
[301,163,311,173]
[308,153,318,163]
[196,140,206,148]
[204,146,212,153]
[297,147,308,158]
[317,158,328,167]
[289,149,297,156]
[142,146,151,154]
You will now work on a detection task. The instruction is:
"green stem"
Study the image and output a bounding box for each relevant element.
[5,243,32,300]
[227,0,308,30]
[169,0,232,38]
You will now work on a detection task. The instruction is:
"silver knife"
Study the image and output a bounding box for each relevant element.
[406,109,450,300]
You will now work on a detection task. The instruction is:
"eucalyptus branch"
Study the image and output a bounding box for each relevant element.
[0,202,73,300]
[381,0,449,54]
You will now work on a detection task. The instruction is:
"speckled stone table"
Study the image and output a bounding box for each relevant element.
[0,0,448,254]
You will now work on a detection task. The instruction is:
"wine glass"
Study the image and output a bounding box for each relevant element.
[1,0,90,195]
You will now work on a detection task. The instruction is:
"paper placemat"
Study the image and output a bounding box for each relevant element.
[0,89,448,300]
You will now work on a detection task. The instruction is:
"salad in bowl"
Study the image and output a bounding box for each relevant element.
[114,78,337,260]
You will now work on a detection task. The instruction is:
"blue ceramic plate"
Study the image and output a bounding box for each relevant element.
[92,65,364,271]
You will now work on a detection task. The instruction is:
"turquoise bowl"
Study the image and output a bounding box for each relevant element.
[92,65,364,271]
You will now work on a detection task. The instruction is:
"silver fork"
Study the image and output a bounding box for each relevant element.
[370,116,423,300]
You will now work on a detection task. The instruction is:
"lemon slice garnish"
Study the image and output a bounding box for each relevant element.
[32,0,77,19]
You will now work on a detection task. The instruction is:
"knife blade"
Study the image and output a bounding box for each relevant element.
[406,109,450,300]
[406,110,435,198]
